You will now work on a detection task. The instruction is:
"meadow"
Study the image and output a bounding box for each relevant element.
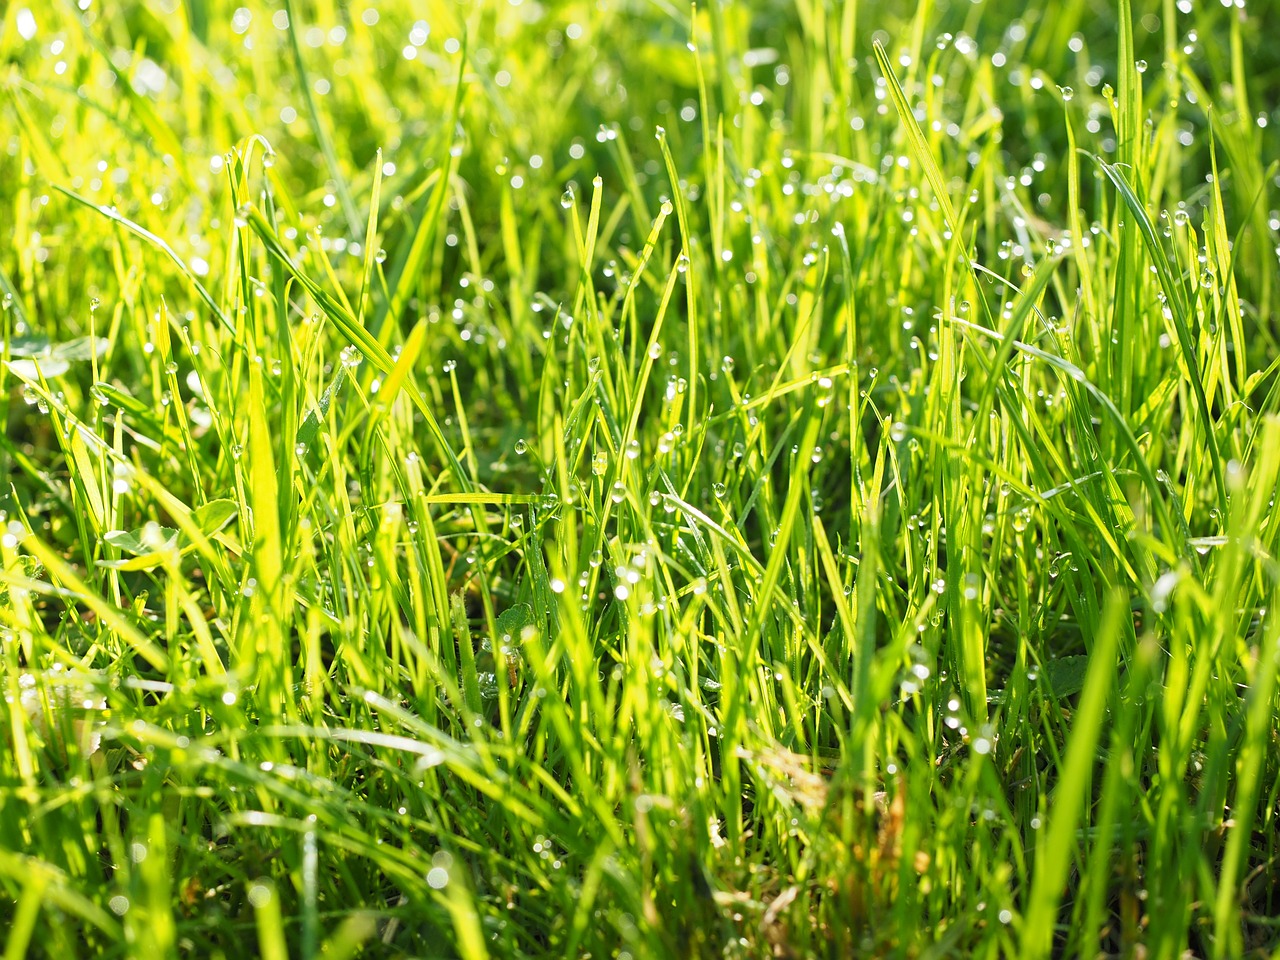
[1,0,1279,956]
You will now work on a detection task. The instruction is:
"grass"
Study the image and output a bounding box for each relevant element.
[1,0,1279,956]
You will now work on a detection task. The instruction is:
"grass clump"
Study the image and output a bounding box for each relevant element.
[2,0,1279,956]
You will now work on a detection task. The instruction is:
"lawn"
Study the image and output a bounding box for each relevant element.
[1,0,1279,956]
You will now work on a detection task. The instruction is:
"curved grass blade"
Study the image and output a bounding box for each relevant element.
[1096,157,1228,518]
[51,185,234,334]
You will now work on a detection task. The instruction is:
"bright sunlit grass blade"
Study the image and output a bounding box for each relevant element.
[1023,590,1124,957]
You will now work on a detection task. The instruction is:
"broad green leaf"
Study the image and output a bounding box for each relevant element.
[104,524,179,556]
[1040,656,1091,699]
[191,499,238,537]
